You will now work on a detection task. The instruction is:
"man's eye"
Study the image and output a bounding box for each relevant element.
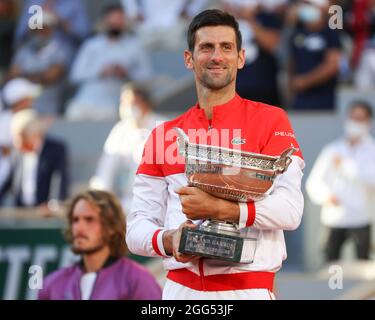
[201,45,212,51]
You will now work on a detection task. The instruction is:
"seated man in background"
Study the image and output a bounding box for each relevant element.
[0,109,69,208]
[121,0,208,49]
[14,0,90,49]
[0,78,42,206]
[38,190,162,300]
[66,4,152,121]
[7,11,73,115]
[90,84,166,212]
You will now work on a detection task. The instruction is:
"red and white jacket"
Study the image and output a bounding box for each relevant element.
[126,94,305,292]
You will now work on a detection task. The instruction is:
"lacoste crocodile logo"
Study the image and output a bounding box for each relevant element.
[231,137,246,145]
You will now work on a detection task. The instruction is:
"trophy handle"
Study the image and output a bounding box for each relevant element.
[273,147,298,174]
[174,127,190,157]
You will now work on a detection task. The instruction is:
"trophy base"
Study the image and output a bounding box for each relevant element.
[178,222,256,263]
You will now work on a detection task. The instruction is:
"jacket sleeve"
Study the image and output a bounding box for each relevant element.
[126,174,169,257]
[127,262,162,300]
[126,127,170,258]
[37,287,51,300]
[238,108,305,231]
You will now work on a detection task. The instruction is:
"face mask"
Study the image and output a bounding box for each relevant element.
[120,104,142,122]
[129,104,143,122]
[345,120,370,139]
[31,35,50,49]
[298,4,321,24]
[106,28,123,38]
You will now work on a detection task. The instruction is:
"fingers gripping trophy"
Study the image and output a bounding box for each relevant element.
[175,128,297,263]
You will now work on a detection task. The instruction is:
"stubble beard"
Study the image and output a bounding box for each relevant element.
[72,239,107,255]
[200,68,233,90]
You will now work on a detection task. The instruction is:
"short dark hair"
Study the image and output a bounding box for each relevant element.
[122,83,153,107]
[349,101,373,119]
[101,4,124,17]
[132,85,152,106]
[187,9,242,52]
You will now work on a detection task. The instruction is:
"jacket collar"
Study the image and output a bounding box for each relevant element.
[193,93,243,121]
[77,255,119,273]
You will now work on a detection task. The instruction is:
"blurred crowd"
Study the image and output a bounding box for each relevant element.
[2,0,375,118]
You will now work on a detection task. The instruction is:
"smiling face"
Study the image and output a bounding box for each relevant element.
[71,199,108,255]
[184,25,245,91]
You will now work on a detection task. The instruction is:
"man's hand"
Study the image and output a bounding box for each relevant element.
[290,75,309,92]
[162,220,201,263]
[0,146,11,156]
[175,186,240,223]
[333,156,342,169]
[100,64,128,79]
[326,195,340,207]
[38,203,54,217]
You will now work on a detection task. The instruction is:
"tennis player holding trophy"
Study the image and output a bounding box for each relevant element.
[127,9,305,300]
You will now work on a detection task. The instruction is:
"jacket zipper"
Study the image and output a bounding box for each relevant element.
[207,119,213,145]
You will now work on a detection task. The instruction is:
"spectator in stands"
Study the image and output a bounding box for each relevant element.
[306,101,375,262]
[0,0,17,81]
[121,0,207,49]
[353,0,375,90]
[2,77,41,112]
[0,78,41,206]
[222,0,284,106]
[341,0,373,71]
[66,5,152,121]
[288,0,342,111]
[15,0,90,48]
[90,84,166,212]
[38,190,162,300]
[0,109,69,208]
[7,10,74,115]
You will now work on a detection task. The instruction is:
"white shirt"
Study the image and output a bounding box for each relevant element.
[90,112,166,212]
[70,34,152,85]
[306,135,375,228]
[21,152,39,206]
[68,34,152,119]
[80,272,97,300]
[121,0,207,30]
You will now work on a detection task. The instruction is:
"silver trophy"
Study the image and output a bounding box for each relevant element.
[175,127,297,263]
